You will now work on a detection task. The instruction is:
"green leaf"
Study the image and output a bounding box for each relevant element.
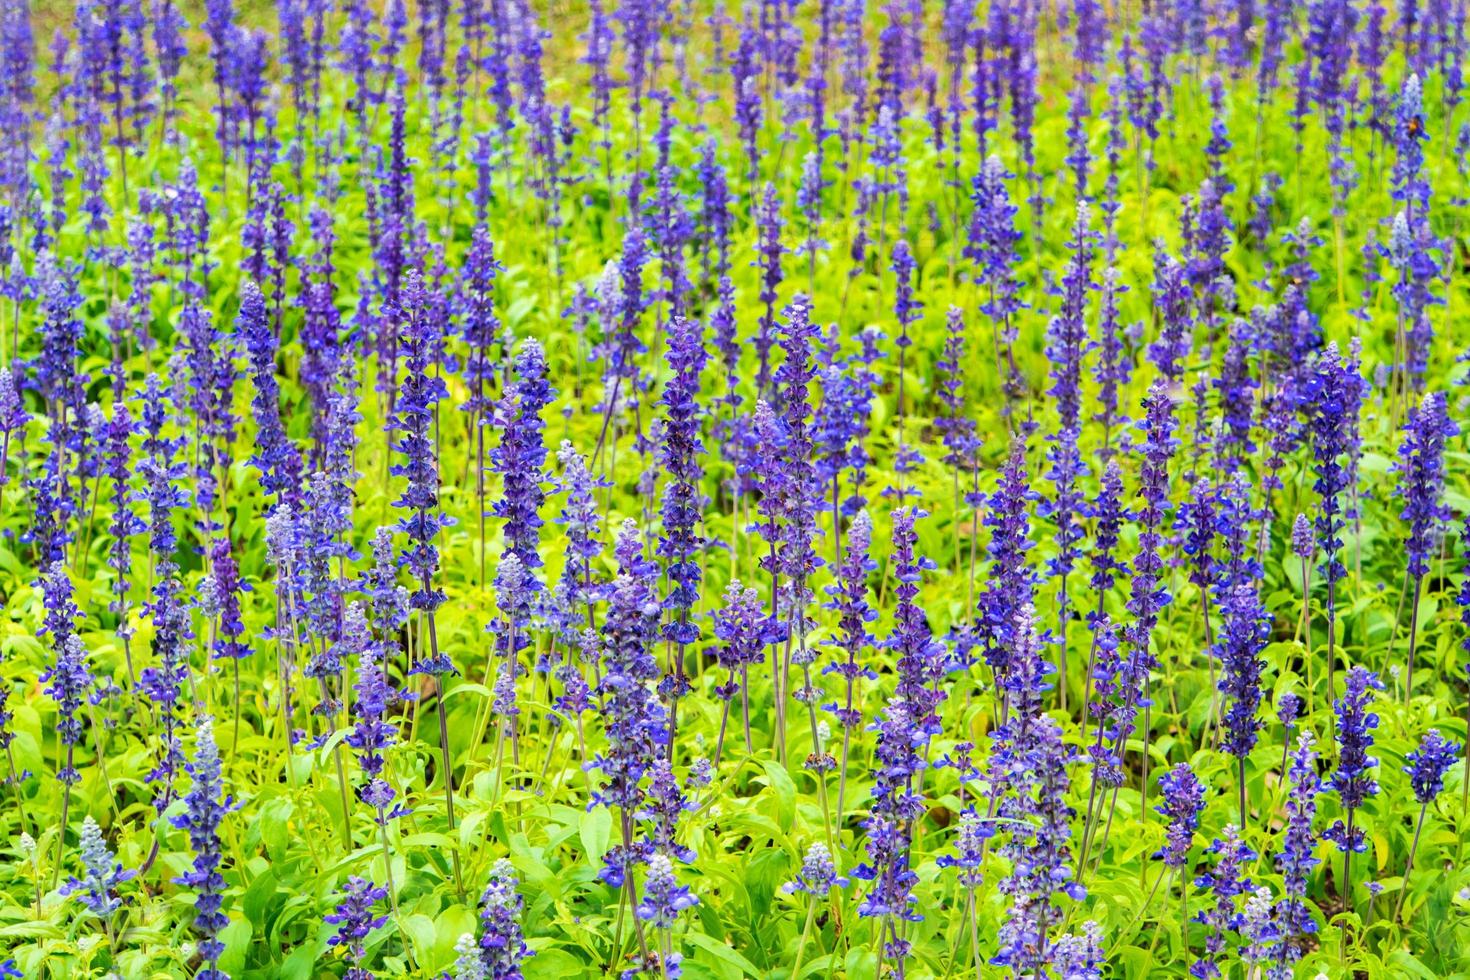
[522,947,586,979]
[242,869,279,928]
[687,931,762,978]
[278,945,318,980]
[579,806,612,864]
[403,913,438,969]
[217,918,253,974]
[760,760,796,834]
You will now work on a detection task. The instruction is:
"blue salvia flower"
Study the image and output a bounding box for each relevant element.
[239,279,303,507]
[990,606,1083,976]
[1212,477,1269,810]
[325,876,389,980]
[172,716,237,980]
[178,300,237,532]
[710,579,777,760]
[1051,921,1105,980]
[490,553,532,724]
[1239,886,1282,972]
[590,563,665,888]
[1086,459,1131,631]
[822,512,878,796]
[1147,250,1191,385]
[1299,342,1362,699]
[1275,730,1321,971]
[555,441,606,620]
[936,809,987,889]
[637,850,698,927]
[657,315,707,655]
[1394,391,1457,695]
[39,562,91,788]
[30,252,88,419]
[1046,200,1097,434]
[1083,615,1127,789]
[493,338,556,602]
[390,272,454,626]
[102,404,143,686]
[934,307,981,477]
[643,756,695,862]
[1396,729,1462,920]
[784,841,847,895]
[1404,729,1459,805]
[1191,825,1254,980]
[1325,665,1384,906]
[137,374,190,812]
[773,296,823,617]
[1395,391,1456,582]
[453,933,487,980]
[346,602,411,830]
[1214,316,1257,472]
[753,182,784,396]
[1092,266,1131,450]
[1386,74,1441,388]
[0,368,30,487]
[1111,382,1177,785]
[63,815,134,928]
[966,155,1028,418]
[978,437,1038,678]
[474,859,532,977]
[208,537,249,664]
[1155,763,1205,870]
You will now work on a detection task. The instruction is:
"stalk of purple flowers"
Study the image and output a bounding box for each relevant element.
[1393,391,1456,699]
[1325,665,1383,917]
[1393,729,1460,922]
[172,715,237,980]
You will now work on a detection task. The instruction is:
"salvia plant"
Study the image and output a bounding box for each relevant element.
[2,3,1470,978]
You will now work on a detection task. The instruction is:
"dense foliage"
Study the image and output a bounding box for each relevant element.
[1,0,1469,977]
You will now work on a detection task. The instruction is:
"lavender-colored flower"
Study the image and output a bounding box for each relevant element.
[1404,729,1460,804]
[753,182,785,396]
[1300,342,1363,680]
[1395,391,1457,580]
[555,441,605,617]
[347,604,410,829]
[492,339,555,600]
[474,859,532,977]
[1191,826,1254,980]
[1142,249,1189,380]
[1278,691,1303,729]
[638,852,698,927]
[936,809,988,888]
[325,876,389,978]
[239,279,303,506]
[390,273,454,621]
[1052,921,1105,980]
[1324,665,1384,871]
[1275,731,1321,967]
[590,566,665,886]
[1155,763,1205,869]
[39,562,91,786]
[784,841,847,895]
[978,437,1038,676]
[657,315,707,649]
[63,815,134,924]
[966,155,1028,415]
[171,716,236,980]
[1290,513,1313,560]
[208,537,249,663]
[822,512,877,731]
[989,609,1083,975]
[1212,477,1270,766]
